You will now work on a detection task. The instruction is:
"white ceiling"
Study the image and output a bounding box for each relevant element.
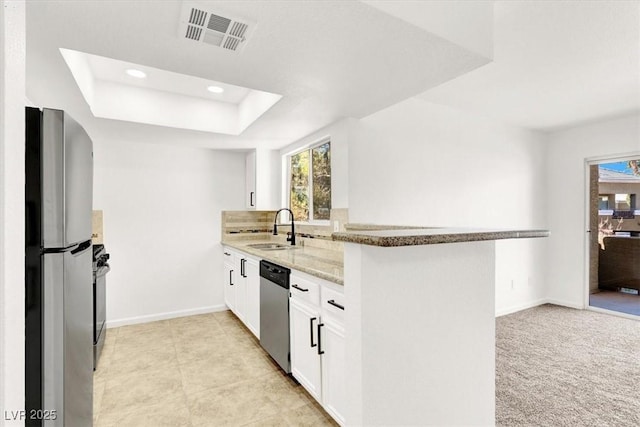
[60,49,282,135]
[85,53,251,104]
[418,1,640,132]
[25,1,640,149]
[26,0,487,149]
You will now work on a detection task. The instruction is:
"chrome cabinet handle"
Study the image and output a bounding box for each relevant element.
[292,284,309,292]
[327,299,344,310]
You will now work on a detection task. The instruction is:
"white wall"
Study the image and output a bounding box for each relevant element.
[280,118,353,210]
[93,139,245,326]
[0,1,25,423]
[349,97,549,315]
[546,113,640,308]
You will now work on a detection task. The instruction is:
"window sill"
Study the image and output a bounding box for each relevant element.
[296,220,330,226]
[599,210,640,215]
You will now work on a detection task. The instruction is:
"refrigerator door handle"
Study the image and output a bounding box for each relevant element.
[71,240,91,255]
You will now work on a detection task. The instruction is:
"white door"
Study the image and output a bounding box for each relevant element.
[246,151,256,209]
[321,317,346,425]
[223,262,236,312]
[244,258,260,338]
[289,298,322,400]
[235,258,248,322]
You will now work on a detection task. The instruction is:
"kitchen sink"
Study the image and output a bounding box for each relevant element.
[247,243,299,251]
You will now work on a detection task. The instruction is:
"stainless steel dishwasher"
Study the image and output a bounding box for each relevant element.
[259,260,291,373]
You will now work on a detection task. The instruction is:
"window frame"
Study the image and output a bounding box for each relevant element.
[285,138,331,225]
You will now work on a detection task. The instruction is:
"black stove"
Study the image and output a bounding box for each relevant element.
[92,244,110,370]
[93,244,109,269]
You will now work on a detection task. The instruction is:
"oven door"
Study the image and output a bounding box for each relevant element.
[93,264,109,370]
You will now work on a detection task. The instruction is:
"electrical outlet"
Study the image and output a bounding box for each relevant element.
[510,279,514,290]
[333,221,340,232]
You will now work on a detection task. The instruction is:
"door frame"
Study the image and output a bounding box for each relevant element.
[584,152,640,314]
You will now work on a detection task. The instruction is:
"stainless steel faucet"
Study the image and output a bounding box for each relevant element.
[273,208,296,246]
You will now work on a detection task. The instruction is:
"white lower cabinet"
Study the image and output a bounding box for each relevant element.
[320,317,346,425]
[223,248,345,424]
[223,252,236,312]
[222,248,260,339]
[290,272,346,426]
[243,258,260,338]
[290,298,322,401]
[235,260,247,322]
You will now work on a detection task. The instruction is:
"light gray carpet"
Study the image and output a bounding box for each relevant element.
[590,291,640,316]
[496,304,640,426]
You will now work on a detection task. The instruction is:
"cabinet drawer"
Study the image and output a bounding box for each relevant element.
[321,287,345,322]
[290,274,320,306]
[222,247,237,264]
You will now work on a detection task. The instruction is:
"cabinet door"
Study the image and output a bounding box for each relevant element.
[321,317,346,425]
[235,258,248,322]
[223,262,236,312]
[244,258,260,338]
[290,298,322,401]
[245,151,256,209]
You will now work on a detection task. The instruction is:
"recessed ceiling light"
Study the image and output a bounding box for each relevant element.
[207,85,224,94]
[126,69,146,79]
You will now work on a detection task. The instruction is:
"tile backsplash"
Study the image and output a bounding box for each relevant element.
[221,210,277,242]
[92,210,104,244]
[221,208,349,252]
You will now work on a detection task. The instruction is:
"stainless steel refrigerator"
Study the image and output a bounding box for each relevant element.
[25,107,94,426]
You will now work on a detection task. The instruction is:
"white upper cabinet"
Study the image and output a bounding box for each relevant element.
[245,149,280,210]
[245,151,256,209]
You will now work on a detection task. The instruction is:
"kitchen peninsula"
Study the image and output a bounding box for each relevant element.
[334,227,549,426]
[223,211,548,425]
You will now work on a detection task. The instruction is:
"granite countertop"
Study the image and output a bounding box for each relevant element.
[223,240,344,285]
[332,227,550,247]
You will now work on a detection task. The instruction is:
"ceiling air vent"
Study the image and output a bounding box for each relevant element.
[185,25,202,41]
[178,2,255,53]
[189,8,207,26]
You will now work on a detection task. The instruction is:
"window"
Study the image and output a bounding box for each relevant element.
[289,141,331,222]
[615,193,633,210]
[598,196,610,210]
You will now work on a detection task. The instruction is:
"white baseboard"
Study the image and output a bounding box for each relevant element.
[106,304,229,328]
[495,298,548,317]
[545,298,584,310]
[496,298,587,317]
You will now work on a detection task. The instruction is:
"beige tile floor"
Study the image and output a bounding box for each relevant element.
[94,310,338,427]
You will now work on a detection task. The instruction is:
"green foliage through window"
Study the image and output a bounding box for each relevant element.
[290,150,309,221]
[290,142,331,221]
